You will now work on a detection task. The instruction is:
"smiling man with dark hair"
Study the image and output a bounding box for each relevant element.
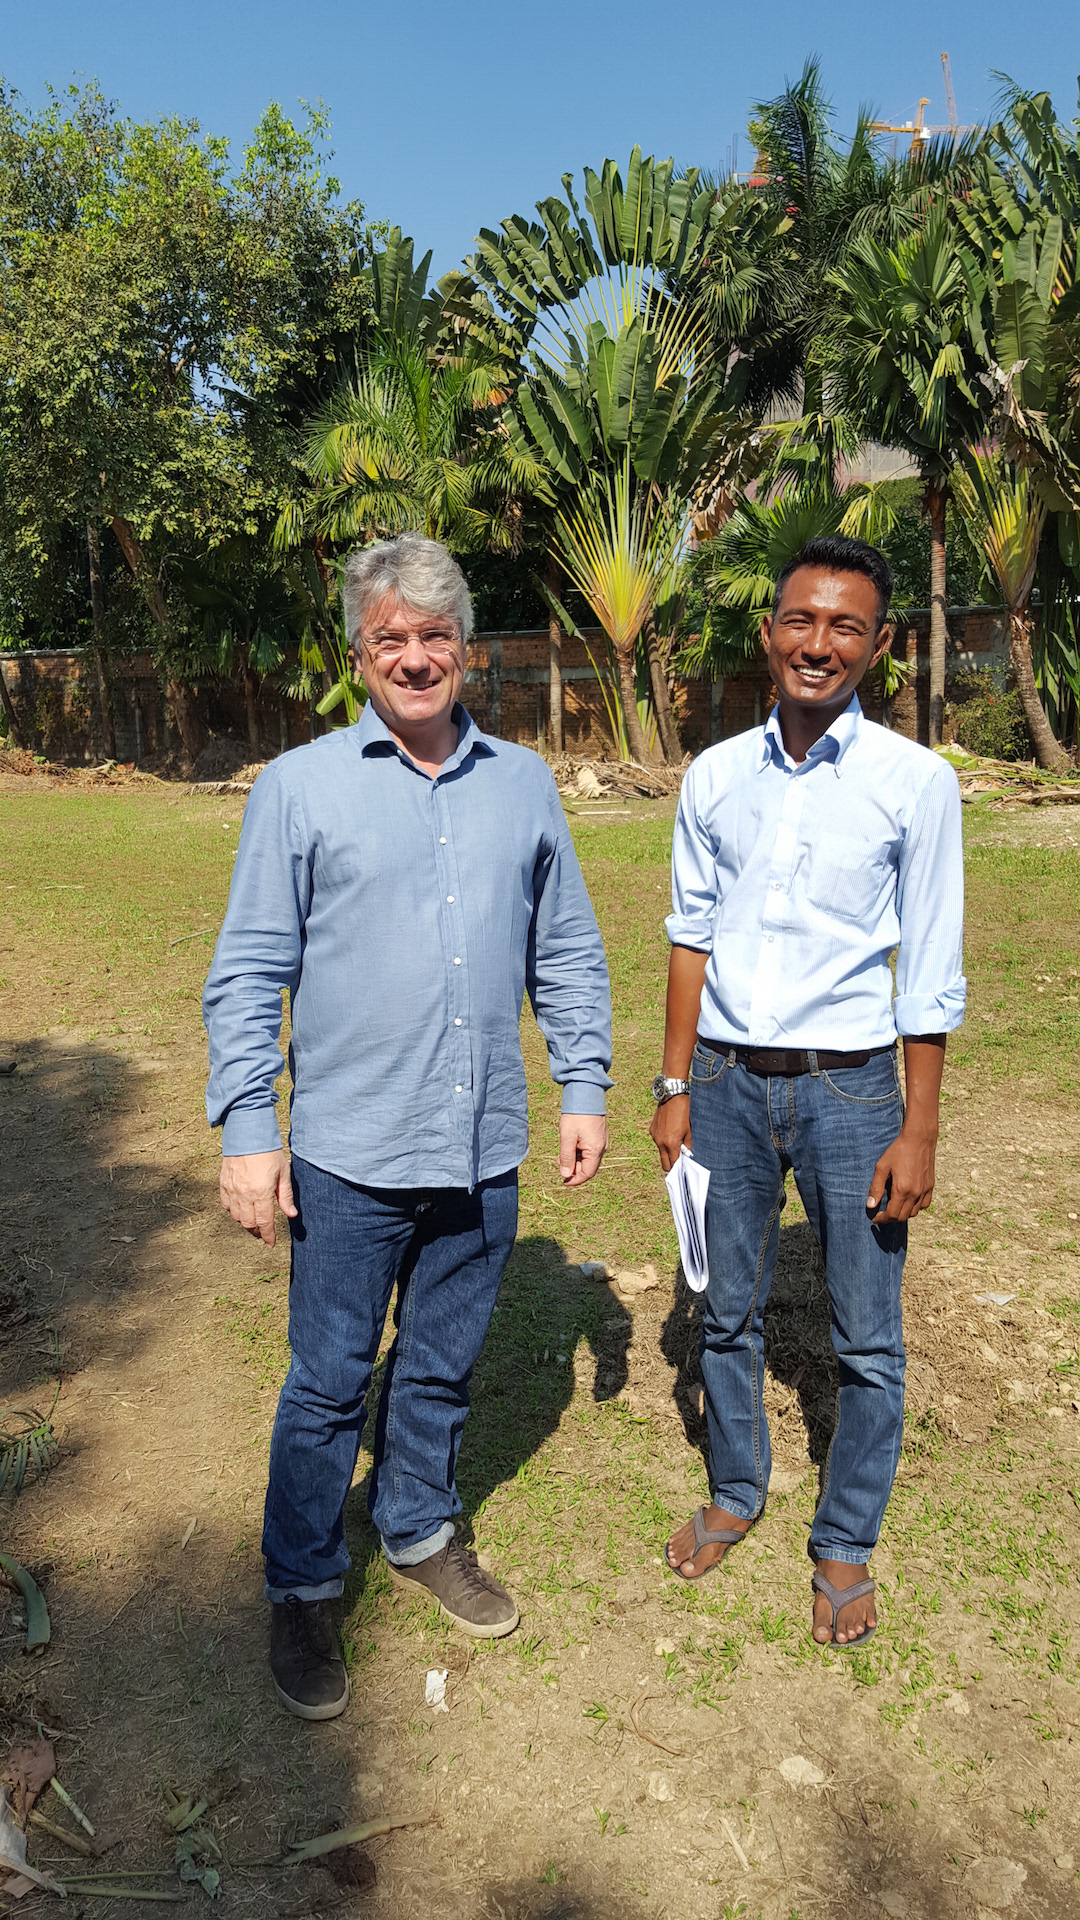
[650,535,965,1648]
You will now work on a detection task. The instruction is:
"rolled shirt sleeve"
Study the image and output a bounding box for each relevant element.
[893,758,967,1035]
[665,761,720,952]
[203,765,310,1155]
[527,778,614,1114]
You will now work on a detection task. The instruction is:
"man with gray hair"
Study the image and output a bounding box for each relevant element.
[204,533,612,1720]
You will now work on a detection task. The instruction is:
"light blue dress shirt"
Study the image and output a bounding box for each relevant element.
[203,702,612,1188]
[666,695,966,1048]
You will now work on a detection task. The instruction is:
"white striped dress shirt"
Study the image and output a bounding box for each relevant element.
[666,695,966,1049]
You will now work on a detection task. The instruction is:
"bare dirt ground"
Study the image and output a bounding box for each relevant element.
[2,770,1080,1920]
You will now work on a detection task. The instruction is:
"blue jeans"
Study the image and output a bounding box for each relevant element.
[689,1044,907,1565]
[262,1155,518,1602]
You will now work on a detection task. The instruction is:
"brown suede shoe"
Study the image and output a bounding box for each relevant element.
[388,1537,519,1638]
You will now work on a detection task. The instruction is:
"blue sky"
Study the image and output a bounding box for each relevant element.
[2,0,1078,276]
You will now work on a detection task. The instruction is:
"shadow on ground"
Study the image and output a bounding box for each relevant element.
[660,1216,840,1482]
[0,1033,204,1399]
[340,1237,633,1611]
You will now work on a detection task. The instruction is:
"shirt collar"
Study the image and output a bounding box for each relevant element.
[356,699,496,774]
[758,693,863,777]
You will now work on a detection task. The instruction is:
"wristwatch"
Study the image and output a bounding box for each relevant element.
[652,1073,691,1104]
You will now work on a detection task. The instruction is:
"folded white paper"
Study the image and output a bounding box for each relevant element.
[664,1145,711,1292]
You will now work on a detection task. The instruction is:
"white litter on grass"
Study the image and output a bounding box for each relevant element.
[974,1292,1015,1307]
[646,1772,674,1802]
[779,1755,825,1788]
[425,1669,449,1713]
[579,1261,608,1279]
[654,1639,676,1656]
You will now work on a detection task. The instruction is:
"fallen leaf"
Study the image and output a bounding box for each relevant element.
[646,1771,674,1802]
[282,1814,429,1864]
[176,1826,221,1897]
[0,1789,65,1896]
[1,1872,37,1898]
[4,1739,55,1819]
[0,1553,50,1654]
[179,1518,197,1552]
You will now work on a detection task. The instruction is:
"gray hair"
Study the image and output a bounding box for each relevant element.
[342,534,474,648]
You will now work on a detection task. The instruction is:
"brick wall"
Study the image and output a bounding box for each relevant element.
[1,608,1006,764]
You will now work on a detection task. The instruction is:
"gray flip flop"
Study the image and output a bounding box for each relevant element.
[667,1505,746,1582]
[811,1570,876,1646]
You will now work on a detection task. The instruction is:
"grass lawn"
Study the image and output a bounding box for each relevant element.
[1,767,1080,1918]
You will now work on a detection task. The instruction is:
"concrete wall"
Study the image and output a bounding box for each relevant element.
[1,607,1007,765]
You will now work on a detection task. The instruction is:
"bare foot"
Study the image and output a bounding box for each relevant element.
[812,1559,876,1644]
[665,1505,750,1579]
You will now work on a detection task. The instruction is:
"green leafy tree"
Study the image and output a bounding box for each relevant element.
[831,209,992,744]
[0,83,369,760]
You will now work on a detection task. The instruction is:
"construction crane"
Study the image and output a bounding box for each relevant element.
[869,54,980,153]
[941,50,960,131]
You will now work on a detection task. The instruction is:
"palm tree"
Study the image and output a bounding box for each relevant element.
[553,458,685,765]
[681,476,910,704]
[954,453,1068,770]
[831,210,991,745]
[290,330,538,555]
[443,148,761,760]
[713,59,980,421]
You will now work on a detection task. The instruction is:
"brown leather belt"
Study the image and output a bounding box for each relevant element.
[698,1039,895,1078]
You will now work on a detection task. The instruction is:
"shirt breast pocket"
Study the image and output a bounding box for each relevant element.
[803,833,891,925]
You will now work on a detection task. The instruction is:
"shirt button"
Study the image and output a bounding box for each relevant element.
[454,1017,462,1026]
[446,894,455,903]
[767,935,775,943]
[439,837,447,845]
[455,1084,463,1093]
[454,957,461,965]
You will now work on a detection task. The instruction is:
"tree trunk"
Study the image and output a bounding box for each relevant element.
[0,654,22,746]
[545,553,563,757]
[242,658,261,761]
[643,613,682,763]
[615,644,653,765]
[927,481,948,749]
[109,513,205,760]
[87,520,116,760]
[1010,610,1069,772]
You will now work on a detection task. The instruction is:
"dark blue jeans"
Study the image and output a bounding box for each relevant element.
[689,1044,907,1565]
[262,1155,518,1602]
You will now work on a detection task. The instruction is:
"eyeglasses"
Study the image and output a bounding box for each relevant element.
[361,626,463,660]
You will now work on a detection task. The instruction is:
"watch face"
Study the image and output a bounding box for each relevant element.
[651,1074,668,1102]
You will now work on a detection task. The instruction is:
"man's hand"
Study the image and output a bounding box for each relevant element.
[559,1114,609,1187]
[649,1093,691,1173]
[220,1149,298,1248]
[867,1033,947,1224]
[866,1121,937,1222]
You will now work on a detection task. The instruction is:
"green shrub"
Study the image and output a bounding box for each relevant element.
[946,668,1031,762]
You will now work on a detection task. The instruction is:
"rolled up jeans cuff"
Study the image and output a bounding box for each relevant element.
[383,1520,455,1568]
[264,1576,343,1604]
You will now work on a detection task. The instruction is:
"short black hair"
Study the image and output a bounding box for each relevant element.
[771,534,894,634]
